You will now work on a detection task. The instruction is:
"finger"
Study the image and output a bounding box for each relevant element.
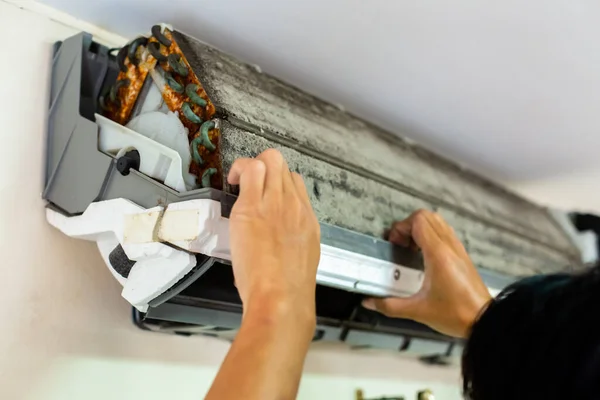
[391,210,444,252]
[228,158,266,202]
[256,149,285,195]
[280,157,296,194]
[428,211,454,240]
[388,219,413,247]
[227,158,254,185]
[291,173,311,208]
[410,212,450,262]
[362,296,420,320]
[430,212,469,257]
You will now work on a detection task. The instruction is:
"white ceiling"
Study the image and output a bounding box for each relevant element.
[40,0,600,182]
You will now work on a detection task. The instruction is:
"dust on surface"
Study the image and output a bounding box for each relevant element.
[173,30,573,252]
[219,123,570,277]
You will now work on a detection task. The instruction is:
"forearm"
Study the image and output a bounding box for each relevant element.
[206,297,315,400]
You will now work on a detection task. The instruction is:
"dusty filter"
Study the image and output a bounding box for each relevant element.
[104,24,579,277]
[44,25,582,353]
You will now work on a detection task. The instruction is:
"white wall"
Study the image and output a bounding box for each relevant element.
[0,2,462,399]
[503,167,600,214]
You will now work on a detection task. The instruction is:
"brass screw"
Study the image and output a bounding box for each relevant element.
[417,389,435,400]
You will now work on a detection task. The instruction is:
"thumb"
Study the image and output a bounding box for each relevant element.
[362,296,419,319]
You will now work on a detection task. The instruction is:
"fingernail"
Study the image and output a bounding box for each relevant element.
[362,298,376,310]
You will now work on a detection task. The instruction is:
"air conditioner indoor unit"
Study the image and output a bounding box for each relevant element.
[44,26,583,363]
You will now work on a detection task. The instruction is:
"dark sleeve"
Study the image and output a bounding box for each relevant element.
[573,213,600,234]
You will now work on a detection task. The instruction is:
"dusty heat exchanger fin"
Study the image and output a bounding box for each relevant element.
[102,25,221,189]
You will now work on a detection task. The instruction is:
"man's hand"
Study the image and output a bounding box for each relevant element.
[227,148,321,328]
[363,209,492,338]
[206,149,320,400]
